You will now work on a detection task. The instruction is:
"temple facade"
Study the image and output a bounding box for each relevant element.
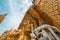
[0,0,60,40]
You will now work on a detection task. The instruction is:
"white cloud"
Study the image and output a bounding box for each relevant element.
[0,0,33,35]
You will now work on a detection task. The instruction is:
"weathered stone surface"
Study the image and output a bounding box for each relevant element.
[0,0,60,40]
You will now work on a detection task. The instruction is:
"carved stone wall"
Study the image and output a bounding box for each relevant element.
[0,0,60,40]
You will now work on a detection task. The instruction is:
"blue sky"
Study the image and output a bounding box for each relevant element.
[0,0,33,35]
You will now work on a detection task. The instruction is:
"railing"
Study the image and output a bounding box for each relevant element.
[31,24,60,40]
